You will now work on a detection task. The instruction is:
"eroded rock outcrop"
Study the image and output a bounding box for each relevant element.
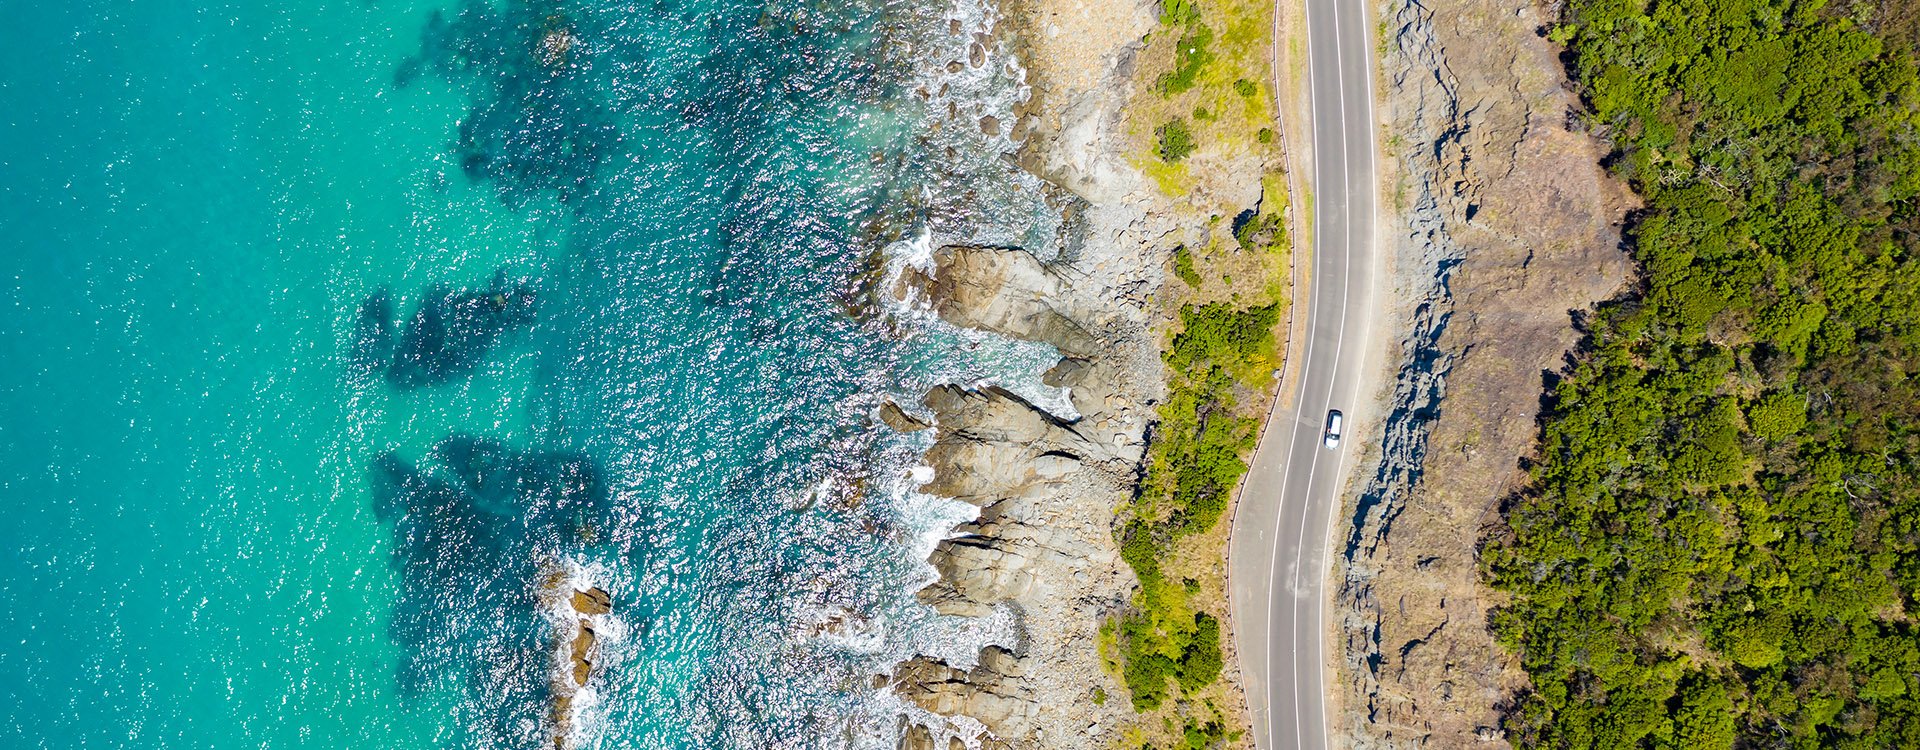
[547,582,613,750]
[913,384,1097,617]
[1337,0,1634,747]
[889,244,1155,747]
[900,245,1103,358]
[879,399,933,433]
[920,384,1097,501]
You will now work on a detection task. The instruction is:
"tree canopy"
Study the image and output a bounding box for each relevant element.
[1491,0,1920,747]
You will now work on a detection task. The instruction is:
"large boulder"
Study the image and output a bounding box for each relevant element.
[902,246,1102,358]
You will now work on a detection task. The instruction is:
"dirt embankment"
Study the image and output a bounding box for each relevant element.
[1337,0,1634,747]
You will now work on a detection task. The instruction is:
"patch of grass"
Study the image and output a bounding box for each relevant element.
[1157,23,1215,95]
[1132,0,1280,199]
[1172,245,1202,287]
[1141,157,1191,197]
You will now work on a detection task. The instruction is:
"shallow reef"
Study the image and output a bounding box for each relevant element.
[396,0,619,206]
[348,288,395,381]
[377,270,539,389]
[370,435,612,744]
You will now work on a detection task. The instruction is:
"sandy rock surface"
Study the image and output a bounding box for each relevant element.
[996,0,1156,202]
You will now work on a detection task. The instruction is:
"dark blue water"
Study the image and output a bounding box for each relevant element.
[0,0,1062,747]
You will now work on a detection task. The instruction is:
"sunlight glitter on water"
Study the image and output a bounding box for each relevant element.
[0,0,1065,748]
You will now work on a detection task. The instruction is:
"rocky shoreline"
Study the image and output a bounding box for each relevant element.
[884,241,1162,747]
[883,2,1157,747]
[883,0,1283,746]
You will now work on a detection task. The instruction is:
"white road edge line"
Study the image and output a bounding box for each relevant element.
[1261,0,1323,743]
[1317,0,1381,746]
[1290,0,1353,745]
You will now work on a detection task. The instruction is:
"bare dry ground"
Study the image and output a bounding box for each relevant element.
[1338,0,1636,747]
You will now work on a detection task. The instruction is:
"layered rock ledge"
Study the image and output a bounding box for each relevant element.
[888,243,1154,746]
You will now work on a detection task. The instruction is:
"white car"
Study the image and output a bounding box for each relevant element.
[1323,410,1343,449]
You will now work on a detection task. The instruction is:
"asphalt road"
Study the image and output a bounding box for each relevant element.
[1230,0,1380,748]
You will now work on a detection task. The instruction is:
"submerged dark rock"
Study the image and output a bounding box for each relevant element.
[369,436,610,703]
[386,271,539,389]
[396,1,618,205]
[433,434,605,524]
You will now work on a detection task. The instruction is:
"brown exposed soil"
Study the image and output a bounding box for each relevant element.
[1337,0,1636,747]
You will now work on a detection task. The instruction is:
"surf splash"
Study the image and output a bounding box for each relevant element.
[341,0,1071,747]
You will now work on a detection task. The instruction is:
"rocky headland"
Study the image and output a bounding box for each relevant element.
[1336,0,1634,747]
[885,0,1284,746]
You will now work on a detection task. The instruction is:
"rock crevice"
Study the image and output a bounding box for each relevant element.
[891,243,1152,744]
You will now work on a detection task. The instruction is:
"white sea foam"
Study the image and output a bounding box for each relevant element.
[537,556,627,750]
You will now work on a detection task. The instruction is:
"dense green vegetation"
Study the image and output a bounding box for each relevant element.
[1158,118,1198,162]
[1489,0,1920,747]
[1172,245,1203,287]
[1116,302,1278,710]
[1158,17,1213,95]
[1115,1,1287,741]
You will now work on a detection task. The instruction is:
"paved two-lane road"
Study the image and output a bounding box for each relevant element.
[1230,0,1380,748]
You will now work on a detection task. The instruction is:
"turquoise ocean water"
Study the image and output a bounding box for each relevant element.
[0,0,1062,747]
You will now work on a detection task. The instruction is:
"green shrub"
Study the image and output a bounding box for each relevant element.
[1159,0,1201,27]
[1172,245,1202,287]
[1165,302,1279,377]
[1176,613,1223,691]
[1122,649,1175,710]
[1157,23,1214,95]
[1120,520,1161,582]
[1182,717,1228,749]
[1232,78,1257,97]
[1746,391,1807,443]
[1157,118,1197,162]
[1233,210,1285,252]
